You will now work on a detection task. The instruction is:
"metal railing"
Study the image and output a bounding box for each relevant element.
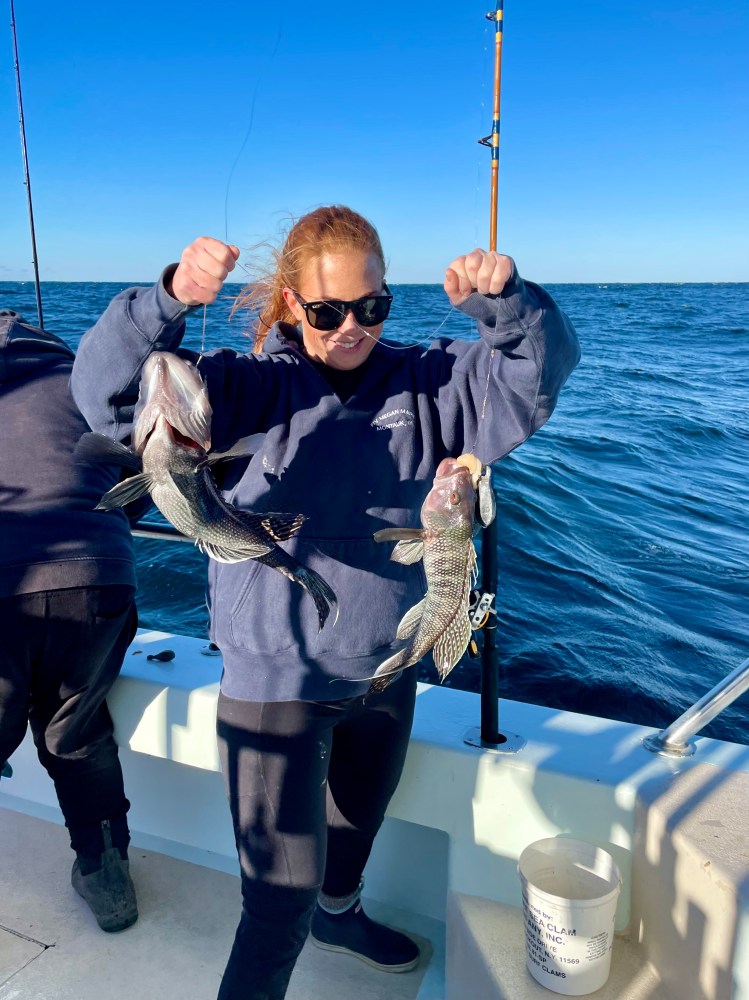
[643,656,749,758]
[132,522,193,544]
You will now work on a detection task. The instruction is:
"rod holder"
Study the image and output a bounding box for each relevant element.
[464,726,526,754]
[462,474,525,755]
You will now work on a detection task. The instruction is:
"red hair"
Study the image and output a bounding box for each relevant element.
[235,206,386,353]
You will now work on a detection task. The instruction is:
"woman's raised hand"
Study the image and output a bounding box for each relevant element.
[168,237,241,306]
[444,249,514,305]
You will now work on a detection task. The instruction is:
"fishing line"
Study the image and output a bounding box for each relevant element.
[356,303,463,351]
[474,348,495,438]
[223,13,285,271]
[196,11,285,368]
[197,304,208,369]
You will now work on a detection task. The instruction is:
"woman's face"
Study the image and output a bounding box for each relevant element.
[283,250,387,371]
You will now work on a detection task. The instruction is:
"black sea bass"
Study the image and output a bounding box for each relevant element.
[78,352,337,629]
[369,453,496,692]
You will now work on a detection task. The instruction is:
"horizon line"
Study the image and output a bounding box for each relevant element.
[2,278,748,287]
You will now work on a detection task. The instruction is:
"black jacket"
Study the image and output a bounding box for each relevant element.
[0,310,135,597]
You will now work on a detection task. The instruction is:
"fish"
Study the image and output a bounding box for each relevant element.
[368,453,496,692]
[77,351,337,630]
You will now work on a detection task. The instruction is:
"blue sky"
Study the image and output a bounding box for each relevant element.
[1,0,747,283]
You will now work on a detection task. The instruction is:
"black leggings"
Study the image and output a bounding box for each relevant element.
[216,668,417,1000]
[0,585,137,839]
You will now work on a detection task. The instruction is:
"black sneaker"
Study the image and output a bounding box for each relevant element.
[310,900,419,973]
[71,824,138,933]
[0,761,11,779]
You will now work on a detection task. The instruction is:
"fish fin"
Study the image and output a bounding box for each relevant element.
[396,598,426,640]
[373,645,418,679]
[96,473,154,509]
[205,434,265,463]
[221,508,304,542]
[75,432,142,472]
[373,527,424,543]
[366,647,413,694]
[196,539,271,564]
[259,512,306,542]
[477,468,496,527]
[291,567,338,631]
[360,642,421,695]
[468,543,479,587]
[373,528,425,564]
[432,614,472,682]
[200,471,305,542]
[368,673,398,695]
[390,539,425,565]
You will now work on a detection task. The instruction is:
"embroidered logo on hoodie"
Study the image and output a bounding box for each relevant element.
[372,408,415,431]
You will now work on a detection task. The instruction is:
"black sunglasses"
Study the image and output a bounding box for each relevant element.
[291,284,393,332]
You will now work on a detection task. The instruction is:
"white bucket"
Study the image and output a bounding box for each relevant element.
[517,838,622,996]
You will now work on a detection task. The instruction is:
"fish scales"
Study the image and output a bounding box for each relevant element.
[417,538,474,656]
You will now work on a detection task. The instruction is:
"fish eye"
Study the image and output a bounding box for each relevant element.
[449,491,461,505]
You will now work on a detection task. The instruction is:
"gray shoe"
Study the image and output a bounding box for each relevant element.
[72,846,138,932]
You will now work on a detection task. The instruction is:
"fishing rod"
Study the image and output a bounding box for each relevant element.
[479,0,503,252]
[9,0,44,328]
[466,0,524,753]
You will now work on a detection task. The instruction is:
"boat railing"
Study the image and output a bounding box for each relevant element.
[132,521,194,544]
[642,655,749,757]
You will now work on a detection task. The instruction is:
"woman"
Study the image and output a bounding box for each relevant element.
[72,205,580,999]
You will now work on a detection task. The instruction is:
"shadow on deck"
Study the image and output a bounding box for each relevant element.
[0,808,439,1000]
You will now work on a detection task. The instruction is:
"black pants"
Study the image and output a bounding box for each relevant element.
[0,585,137,846]
[216,668,417,1000]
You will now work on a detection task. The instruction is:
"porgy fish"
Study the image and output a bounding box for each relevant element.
[369,453,495,692]
[78,351,337,630]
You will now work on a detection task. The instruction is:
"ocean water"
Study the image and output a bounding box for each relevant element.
[3,279,748,744]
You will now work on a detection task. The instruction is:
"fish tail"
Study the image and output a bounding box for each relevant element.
[368,675,394,695]
[364,646,415,694]
[257,548,338,630]
[295,567,338,632]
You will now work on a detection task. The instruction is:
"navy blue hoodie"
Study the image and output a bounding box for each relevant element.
[71,269,579,700]
[0,311,135,597]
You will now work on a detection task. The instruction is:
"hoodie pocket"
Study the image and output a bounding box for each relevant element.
[225,536,426,659]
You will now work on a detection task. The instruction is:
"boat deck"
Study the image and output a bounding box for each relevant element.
[0,806,672,1000]
[0,808,441,1000]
